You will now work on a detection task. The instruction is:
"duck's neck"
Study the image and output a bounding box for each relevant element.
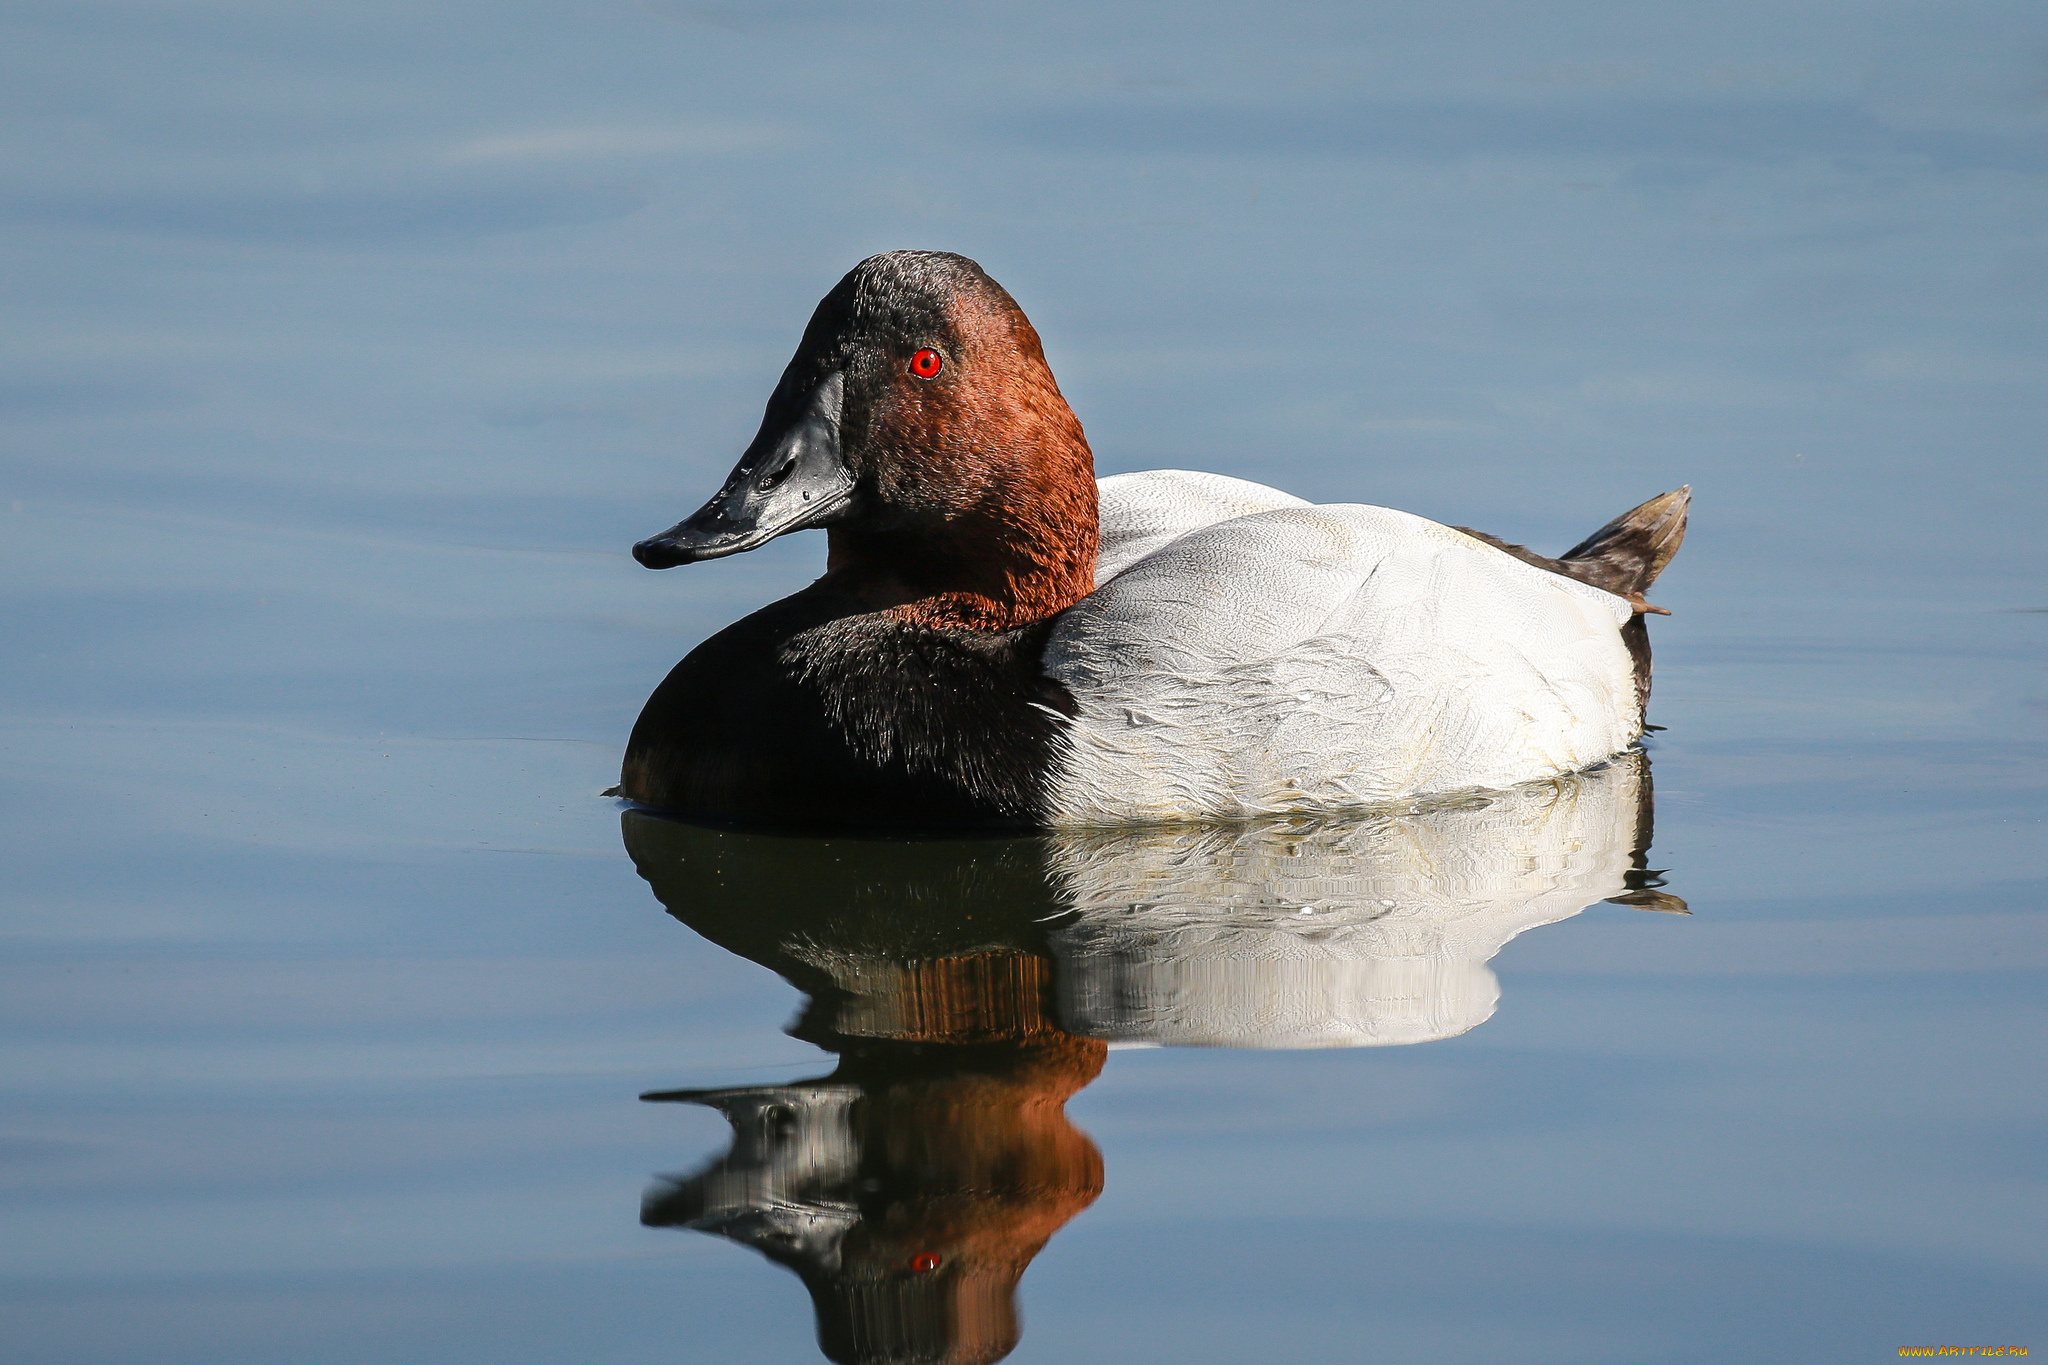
[823,458,1098,634]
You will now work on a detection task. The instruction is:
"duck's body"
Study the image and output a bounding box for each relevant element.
[1050,472,1656,823]
[622,252,1687,829]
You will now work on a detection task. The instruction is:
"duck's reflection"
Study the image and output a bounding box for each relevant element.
[628,821,1101,1365]
[624,752,1679,1364]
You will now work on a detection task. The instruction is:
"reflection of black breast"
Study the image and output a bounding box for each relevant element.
[622,811,1063,1024]
[618,584,1073,828]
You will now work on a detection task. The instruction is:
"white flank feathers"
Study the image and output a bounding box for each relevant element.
[1043,471,1639,825]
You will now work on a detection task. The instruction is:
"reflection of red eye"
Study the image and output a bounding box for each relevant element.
[910,1253,941,1274]
[909,348,943,379]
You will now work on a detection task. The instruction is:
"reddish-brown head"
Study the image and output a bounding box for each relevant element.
[633,252,1099,632]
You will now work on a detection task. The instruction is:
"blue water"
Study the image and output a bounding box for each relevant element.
[4,2,2045,1361]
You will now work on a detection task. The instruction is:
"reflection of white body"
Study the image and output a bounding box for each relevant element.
[1043,471,1640,825]
[1048,759,1644,1048]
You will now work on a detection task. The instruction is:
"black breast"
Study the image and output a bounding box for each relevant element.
[619,585,1076,829]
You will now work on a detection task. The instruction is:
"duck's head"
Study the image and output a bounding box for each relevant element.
[634,251,1098,631]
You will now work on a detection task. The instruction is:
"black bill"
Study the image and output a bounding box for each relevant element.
[632,372,855,568]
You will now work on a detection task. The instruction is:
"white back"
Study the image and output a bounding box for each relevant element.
[1047,491,1637,824]
[1095,469,1309,584]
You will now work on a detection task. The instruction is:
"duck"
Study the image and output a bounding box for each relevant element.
[621,250,1688,830]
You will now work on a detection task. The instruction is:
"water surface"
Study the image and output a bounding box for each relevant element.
[4,1,2045,1361]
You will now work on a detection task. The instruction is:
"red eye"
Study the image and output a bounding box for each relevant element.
[909,348,943,379]
[909,1253,941,1274]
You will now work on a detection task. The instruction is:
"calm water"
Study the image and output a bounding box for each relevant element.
[4,2,2046,1361]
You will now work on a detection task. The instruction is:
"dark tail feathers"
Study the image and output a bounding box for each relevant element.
[1556,486,1691,598]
